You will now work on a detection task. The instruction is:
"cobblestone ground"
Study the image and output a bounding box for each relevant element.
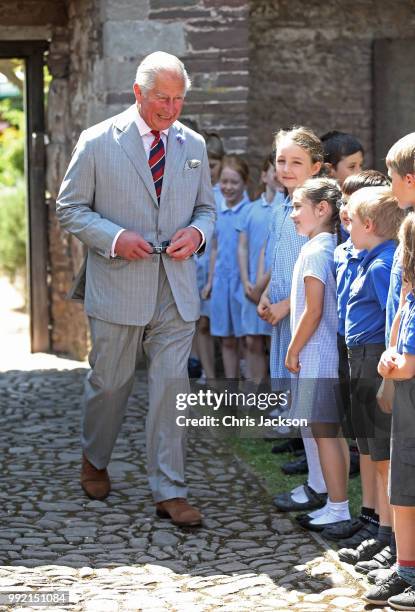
[0,367,387,611]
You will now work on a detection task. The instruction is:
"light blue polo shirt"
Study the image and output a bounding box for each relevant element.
[397,292,415,355]
[334,237,367,337]
[345,239,397,347]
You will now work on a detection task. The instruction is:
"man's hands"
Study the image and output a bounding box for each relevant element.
[114,230,153,260]
[114,227,202,261]
[167,227,201,260]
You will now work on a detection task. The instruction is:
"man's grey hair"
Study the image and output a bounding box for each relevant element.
[135,51,191,94]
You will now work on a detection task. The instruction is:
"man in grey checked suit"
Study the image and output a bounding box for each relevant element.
[56,51,216,527]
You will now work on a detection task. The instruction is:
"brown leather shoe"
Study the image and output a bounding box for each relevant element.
[156,498,203,527]
[80,452,110,500]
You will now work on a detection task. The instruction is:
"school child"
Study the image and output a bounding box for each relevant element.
[237,153,281,381]
[279,177,357,534]
[339,187,404,573]
[205,155,251,378]
[363,133,415,609]
[194,132,225,381]
[333,171,391,546]
[321,130,364,186]
[256,127,328,512]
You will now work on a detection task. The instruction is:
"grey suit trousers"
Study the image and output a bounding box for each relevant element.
[82,262,195,502]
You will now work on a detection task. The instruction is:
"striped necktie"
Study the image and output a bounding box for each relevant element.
[149,130,165,203]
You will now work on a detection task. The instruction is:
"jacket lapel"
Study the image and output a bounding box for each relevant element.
[113,106,158,207]
[160,123,187,205]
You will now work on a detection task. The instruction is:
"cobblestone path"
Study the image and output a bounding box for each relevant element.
[0,367,382,611]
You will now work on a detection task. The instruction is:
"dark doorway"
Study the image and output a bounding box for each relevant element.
[373,39,415,171]
[0,41,49,353]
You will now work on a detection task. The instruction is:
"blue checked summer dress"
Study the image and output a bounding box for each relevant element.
[196,183,224,318]
[289,232,340,423]
[237,194,276,336]
[210,195,252,337]
[269,196,307,382]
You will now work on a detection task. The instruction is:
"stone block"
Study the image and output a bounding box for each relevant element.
[187,24,247,51]
[101,0,150,21]
[103,20,186,57]
[47,78,69,144]
[99,57,138,91]
[46,144,68,199]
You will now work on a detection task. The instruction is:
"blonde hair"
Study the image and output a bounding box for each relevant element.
[399,212,415,290]
[349,186,405,240]
[386,132,415,177]
[274,126,324,165]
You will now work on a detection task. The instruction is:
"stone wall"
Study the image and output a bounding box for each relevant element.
[94,0,250,152]
[2,0,415,359]
[248,0,415,175]
[46,0,101,359]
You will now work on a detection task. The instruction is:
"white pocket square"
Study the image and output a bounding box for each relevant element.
[184,159,201,170]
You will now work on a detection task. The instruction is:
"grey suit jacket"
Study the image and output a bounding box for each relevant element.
[56,105,216,325]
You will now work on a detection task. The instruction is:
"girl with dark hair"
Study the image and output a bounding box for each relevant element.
[321,130,364,186]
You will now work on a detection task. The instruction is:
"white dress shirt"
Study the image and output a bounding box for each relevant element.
[111,107,204,257]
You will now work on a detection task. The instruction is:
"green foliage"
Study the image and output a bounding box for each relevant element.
[0,179,27,280]
[0,99,26,281]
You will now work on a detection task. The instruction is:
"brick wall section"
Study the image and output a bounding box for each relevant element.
[248,0,415,176]
[151,0,250,153]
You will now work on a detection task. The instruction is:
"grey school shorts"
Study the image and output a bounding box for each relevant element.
[389,378,415,506]
[348,343,391,462]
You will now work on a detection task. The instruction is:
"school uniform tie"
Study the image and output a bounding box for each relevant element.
[149,130,165,204]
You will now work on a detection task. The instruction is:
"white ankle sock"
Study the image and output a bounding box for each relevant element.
[302,431,327,494]
[307,502,329,519]
[290,484,309,504]
[309,499,350,525]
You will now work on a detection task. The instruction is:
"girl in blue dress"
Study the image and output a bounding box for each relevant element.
[286,177,352,533]
[237,153,282,381]
[257,127,328,512]
[205,155,251,378]
[195,132,224,381]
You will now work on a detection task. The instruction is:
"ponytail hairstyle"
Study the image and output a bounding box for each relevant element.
[399,212,415,291]
[294,177,343,244]
[274,126,324,168]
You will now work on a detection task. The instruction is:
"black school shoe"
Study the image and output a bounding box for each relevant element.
[338,537,386,564]
[281,455,308,475]
[363,571,409,606]
[355,545,396,574]
[336,519,379,548]
[271,438,304,454]
[273,483,327,512]
[389,586,415,610]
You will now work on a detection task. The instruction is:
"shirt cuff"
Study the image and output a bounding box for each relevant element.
[111,229,126,258]
[190,225,205,253]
